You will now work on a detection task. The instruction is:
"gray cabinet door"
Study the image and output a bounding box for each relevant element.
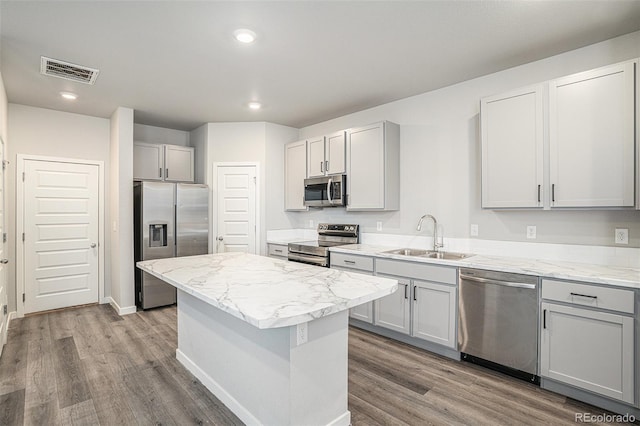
[540,302,634,403]
[481,85,544,208]
[549,61,635,207]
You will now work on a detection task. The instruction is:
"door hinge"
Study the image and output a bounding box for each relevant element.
[2,160,7,171]
[253,176,257,184]
[2,305,6,315]
[22,233,25,242]
[22,293,25,303]
[22,172,25,182]
[2,233,5,243]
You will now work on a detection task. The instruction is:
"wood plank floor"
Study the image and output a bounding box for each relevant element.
[0,304,632,425]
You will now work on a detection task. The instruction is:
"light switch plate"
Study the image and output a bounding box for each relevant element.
[470,224,478,237]
[615,228,629,244]
[526,226,536,239]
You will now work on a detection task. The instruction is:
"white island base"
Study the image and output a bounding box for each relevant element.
[176,290,351,426]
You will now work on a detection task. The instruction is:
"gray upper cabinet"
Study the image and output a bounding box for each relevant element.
[164,145,195,182]
[346,121,400,211]
[481,85,544,209]
[133,142,164,181]
[134,142,194,183]
[549,61,635,208]
[307,131,346,178]
[285,140,308,211]
[481,59,637,209]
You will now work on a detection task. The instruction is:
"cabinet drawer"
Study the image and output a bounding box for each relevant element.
[376,259,456,285]
[330,253,374,272]
[267,244,288,257]
[542,279,634,314]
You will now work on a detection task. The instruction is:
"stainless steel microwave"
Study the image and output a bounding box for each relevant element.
[304,175,347,207]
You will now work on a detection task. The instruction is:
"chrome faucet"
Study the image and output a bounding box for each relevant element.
[417,214,443,252]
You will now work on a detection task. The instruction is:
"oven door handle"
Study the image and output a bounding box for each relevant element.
[327,177,333,205]
[288,252,328,267]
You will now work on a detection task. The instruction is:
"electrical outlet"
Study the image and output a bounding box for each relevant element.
[615,228,629,245]
[526,225,537,239]
[376,221,383,231]
[296,322,308,345]
[470,224,478,237]
[309,220,314,229]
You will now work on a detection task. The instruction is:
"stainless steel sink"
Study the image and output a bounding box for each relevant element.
[382,248,431,256]
[422,251,472,260]
[382,248,473,261]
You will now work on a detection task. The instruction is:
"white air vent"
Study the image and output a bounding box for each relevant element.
[40,56,99,85]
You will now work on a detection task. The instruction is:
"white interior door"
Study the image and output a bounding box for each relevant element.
[23,159,99,314]
[215,165,257,253]
[0,139,7,351]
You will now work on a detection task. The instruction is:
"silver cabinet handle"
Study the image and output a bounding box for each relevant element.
[570,292,597,299]
[325,160,329,172]
[0,259,8,264]
[320,161,324,173]
[343,260,356,264]
[217,236,224,241]
[90,243,97,248]
[159,167,163,178]
[165,168,169,179]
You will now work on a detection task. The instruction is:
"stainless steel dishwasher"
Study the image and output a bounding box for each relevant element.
[458,268,539,383]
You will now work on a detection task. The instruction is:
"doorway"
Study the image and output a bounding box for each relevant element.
[213,163,259,254]
[17,155,104,315]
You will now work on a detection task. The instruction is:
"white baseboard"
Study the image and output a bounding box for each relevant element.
[176,349,261,426]
[107,297,137,315]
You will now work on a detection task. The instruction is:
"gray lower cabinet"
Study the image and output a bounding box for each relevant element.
[540,279,635,404]
[374,258,458,349]
[412,280,457,348]
[267,243,288,259]
[330,252,374,323]
[374,277,411,334]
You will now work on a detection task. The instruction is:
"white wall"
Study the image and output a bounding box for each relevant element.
[205,122,266,254]
[110,107,135,314]
[7,104,111,311]
[290,30,640,248]
[134,123,189,146]
[202,122,298,255]
[190,123,208,185]
[265,123,299,233]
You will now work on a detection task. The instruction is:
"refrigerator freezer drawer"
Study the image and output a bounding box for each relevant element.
[141,272,176,309]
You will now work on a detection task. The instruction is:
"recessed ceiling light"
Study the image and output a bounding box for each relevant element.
[60,91,77,100]
[248,101,262,110]
[234,29,257,44]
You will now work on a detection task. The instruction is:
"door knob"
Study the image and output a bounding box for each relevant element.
[0,259,7,264]
[90,243,97,248]
[217,236,224,241]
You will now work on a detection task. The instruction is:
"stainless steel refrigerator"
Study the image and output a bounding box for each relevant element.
[134,181,209,309]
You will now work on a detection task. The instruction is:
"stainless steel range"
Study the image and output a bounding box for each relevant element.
[288,223,359,267]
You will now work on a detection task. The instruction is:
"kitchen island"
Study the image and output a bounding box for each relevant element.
[137,252,398,426]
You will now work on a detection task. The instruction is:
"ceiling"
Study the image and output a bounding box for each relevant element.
[2,1,640,132]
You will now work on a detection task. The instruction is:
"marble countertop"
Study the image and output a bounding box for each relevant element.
[330,244,640,289]
[137,252,397,329]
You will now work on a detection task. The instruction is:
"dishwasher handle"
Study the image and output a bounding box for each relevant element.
[460,274,536,290]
